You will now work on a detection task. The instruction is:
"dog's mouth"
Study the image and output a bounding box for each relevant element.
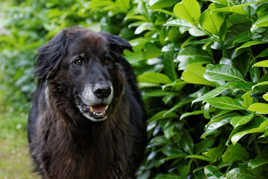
[89,104,109,118]
[75,96,112,122]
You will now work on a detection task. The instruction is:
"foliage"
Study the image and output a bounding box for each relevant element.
[1,0,268,178]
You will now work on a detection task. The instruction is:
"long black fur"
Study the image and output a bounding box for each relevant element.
[27,27,147,179]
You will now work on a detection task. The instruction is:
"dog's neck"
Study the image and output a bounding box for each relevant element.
[39,88,131,178]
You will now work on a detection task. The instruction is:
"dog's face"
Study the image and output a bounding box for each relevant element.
[36,27,132,122]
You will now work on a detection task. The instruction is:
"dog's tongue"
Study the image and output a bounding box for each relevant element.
[91,105,107,113]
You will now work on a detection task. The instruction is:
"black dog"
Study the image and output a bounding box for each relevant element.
[27,27,147,179]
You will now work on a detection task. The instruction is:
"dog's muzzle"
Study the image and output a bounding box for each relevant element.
[76,82,114,122]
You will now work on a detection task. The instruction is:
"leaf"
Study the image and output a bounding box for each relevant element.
[228,81,253,91]
[162,79,185,92]
[231,118,268,144]
[200,4,225,34]
[186,155,211,161]
[204,165,224,178]
[192,84,229,103]
[253,60,268,67]
[248,158,268,169]
[263,93,268,102]
[149,0,177,10]
[143,90,176,99]
[163,123,176,139]
[252,14,268,29]
[248,103,268,114]
[173,0,201,25]
[230,114,255,128]
[161,145,187,157]
[252,81,268,90]
[181,130,194,154]
[226,167,257,179]
[213,3,250,15]
[222,143,249,164]
[176,47,212,70]
[163,98,193,116]
[242,91,254,107]
[149,110,178,122]
[164,19,193,27]
[204,142,225,162]
[202,117,230,138]
[180,110,203,120]
[204,64,245,82]
[235,41,267,52]
[182,63,215,86]
[206,97,245,111]
[134,23,154,34]
[116,0,130,12]
[256,48,268,58]
[163,50,177,81]
[138,72,172,84]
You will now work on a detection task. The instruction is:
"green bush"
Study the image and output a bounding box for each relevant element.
[1,0,268,178]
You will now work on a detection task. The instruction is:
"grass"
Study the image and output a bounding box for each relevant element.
[0,111,40,179]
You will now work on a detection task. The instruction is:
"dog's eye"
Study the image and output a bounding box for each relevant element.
[73,56,83,65]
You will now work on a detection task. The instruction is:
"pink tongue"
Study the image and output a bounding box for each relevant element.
[92,105,107,113]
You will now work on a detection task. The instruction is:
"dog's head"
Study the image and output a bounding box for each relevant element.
[36,27,132,122]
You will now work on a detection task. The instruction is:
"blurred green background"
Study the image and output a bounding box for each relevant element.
[1,0,268,178]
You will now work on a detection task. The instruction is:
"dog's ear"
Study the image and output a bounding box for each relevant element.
[35,29,69,83]
[101,32,133,55]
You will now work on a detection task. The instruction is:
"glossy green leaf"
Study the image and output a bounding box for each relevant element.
[253,60,268,67]
[138,72,171,84]
[163,98,193,116]
[163,50,177,81]
[134,23,153,34]
[200,4,225,34]
[242,91,254,107]
[226,167,257,179]
[173,0,201,25]
[181,130,194,154]
[204,64,245,82]
[252,81,268,90]
[204,165,224,178]
[116,0,130,12]
[263,93,268,102]
[149,0,177,10]
[248,103,268,114]
[252,14,268,29]
[230,114,254,128]
[193,84,229,103]
[149,110,178,122]
[162,79,185,92]
[206,97,245,111]
[213,3,250,15]
[186,154,211,161]
[165,19,193,27]
[222,143,249,164]
[235,41,267,52]
[204,142,225,162]
[231,118,268,143]
[176,47,212,70]
[248,158,268,169]
[228,81,253,92]
[180,110,203,120]
[202,117,230,138]
[182,63,215,86]
[206,0,227,5]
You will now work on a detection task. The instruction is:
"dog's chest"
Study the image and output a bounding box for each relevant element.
[48,125,129,179]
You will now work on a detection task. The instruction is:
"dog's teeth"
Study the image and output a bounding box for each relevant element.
[89,106,94,112]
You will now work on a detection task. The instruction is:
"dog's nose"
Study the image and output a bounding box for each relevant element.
[93,84,112,99]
